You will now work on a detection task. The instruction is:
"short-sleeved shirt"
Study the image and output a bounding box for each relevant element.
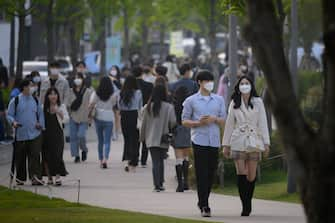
[182,92,226,148]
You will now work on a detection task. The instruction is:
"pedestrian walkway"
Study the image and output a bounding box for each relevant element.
[0,127,306,223]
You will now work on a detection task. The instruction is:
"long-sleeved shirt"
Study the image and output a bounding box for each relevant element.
[119,90,143,111]
[67,87,93,123]
[140,102,176,149]
[182,92,226,148]
[40,75,70,105]
[7,94,45,141]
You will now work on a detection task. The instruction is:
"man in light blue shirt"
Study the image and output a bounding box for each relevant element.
[7,78,45,185]
[182,70,226,217]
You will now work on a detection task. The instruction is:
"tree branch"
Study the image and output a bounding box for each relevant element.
[244,0,316,169]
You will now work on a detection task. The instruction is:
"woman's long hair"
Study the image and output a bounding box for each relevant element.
[173,86,189,124]
[96,76,114,102]
[231,76,259,109]
[120,75,138,106]
[147,85,167,117]
[44,87,61,113]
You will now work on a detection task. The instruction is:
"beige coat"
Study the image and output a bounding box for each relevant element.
[40,75,70,105]
[222,97,270,151]
[140,102,176,149]
[67,87,93,123]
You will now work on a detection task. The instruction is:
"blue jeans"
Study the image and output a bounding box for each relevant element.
[70,119,88,157]
[95,119,113,161]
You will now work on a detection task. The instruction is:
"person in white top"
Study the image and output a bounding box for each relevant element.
[163,55,180,83]
[222,76,270,217]
[89,76,119,169]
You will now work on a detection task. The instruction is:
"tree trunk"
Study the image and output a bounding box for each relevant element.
[46,0,54,63]
[245,0,335,222]
[209,0,218,76]
[16,14,25,78]
[192,34,201,62]
[276,0,286,37]
[100,17,106,74]
[10,16,15,77]
[69,24,79,68]
[322,0,335,148]
[159,23,166,60]
[141,19,149,63]
[123,5,130,66]
[91,15,99,51]
[300,152,335,223]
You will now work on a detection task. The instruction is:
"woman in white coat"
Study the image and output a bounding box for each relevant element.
[223,76,270,217]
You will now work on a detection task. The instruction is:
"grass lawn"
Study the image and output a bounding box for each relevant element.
[213,170,301,203]
[0,186,217,223]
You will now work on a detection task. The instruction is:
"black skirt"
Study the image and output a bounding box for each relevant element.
[172,125,191,149]
[42,112,68,176]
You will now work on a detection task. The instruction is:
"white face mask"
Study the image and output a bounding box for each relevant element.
[189,70,194,78]
[50,68,59,75]
[33,76,41,83]
[29,86,37,95]
[74,78,83,86]
[204,81,214,92]
[239,83,252,94]
[110,70,117,76]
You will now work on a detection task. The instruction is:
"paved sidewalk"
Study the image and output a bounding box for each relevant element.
[0,127,306,223]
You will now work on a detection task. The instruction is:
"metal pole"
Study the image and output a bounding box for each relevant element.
[287,0,299,194]
[77,179,81,204]
[9,17,15,77]
[228,14,238,104]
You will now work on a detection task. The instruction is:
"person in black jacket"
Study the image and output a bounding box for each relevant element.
[0,58,8,141]
[0,58,9,88]
[132,66,153,167]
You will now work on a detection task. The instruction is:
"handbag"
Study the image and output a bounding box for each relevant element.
[230,124,264,151]
[161,133,174,145]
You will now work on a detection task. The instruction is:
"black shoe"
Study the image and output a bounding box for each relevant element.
[74,156,80,163]
[55,180,62,186]
[175,165,184,192]
[201,207,211,217]
[32,179,44,186]
[102,163,107,169]
[16,180,24,186]
[182,160,189,190]
[153,187,161,192]
[81,151,87,161]
[159,186,165,191]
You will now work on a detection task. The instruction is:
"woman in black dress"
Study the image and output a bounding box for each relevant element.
[42,87,68,186]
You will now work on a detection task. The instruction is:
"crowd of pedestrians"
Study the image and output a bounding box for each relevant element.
[0,55,270,218]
